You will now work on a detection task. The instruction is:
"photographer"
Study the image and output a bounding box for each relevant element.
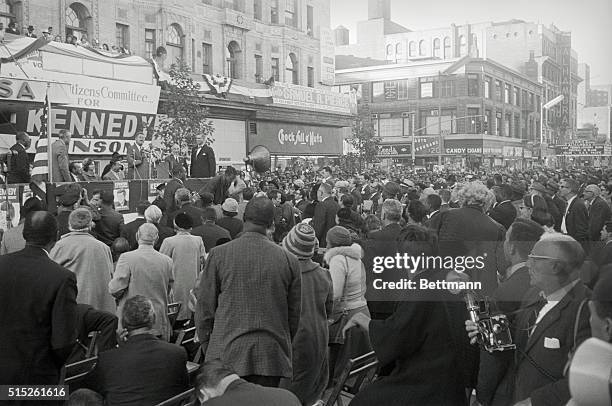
[465,234,591,406]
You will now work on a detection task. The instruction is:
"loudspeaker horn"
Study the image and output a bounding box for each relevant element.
[244,145,271,173]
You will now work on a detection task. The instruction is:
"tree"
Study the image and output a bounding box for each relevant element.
[348,114,379,171]
[155,59,214,155]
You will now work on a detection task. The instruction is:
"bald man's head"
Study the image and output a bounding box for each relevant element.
[23,211,58,247]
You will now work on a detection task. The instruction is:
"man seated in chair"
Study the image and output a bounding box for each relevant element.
[84,295,188,406]
[192,360,300,406]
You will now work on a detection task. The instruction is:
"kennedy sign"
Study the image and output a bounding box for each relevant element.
[250,122,343,155]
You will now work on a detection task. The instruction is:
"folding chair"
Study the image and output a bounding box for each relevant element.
[167,302,182,328]
[154,388,195,406]
[174,326,200,377]
[321,351,379,406]
[59,356,98,386]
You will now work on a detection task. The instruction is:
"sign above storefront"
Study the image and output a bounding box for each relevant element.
[250,121,343,156]
[555,141,611,156]
[271,82,356,115]
[377,143,411,157]
[444,139,483,155]
[413,136,440,155]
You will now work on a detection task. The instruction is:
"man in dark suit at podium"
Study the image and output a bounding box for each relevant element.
[190,134,216,178]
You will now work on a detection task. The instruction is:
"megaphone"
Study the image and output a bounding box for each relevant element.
[244,145,271,174]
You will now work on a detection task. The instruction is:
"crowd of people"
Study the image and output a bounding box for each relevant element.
[0,21,131,54]
[1,160,612,406]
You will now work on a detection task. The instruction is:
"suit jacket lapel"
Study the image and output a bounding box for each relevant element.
[524,284,580,353]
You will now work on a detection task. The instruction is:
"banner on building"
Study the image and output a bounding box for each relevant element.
[271,82,355,115]
[320,27,336,86]
[413,136,440,155]
[249,121,343,156]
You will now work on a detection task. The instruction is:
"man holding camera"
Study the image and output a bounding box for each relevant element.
[466,234,591,406]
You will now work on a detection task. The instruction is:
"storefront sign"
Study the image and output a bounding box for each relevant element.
[250,121,343,155]
[555,141,609,156]
[413,137,440,155]
[271,82,355,114]
[482,146,503,155]
[377,144,411,157]
[0,186,20,229]
[444,139,483,155]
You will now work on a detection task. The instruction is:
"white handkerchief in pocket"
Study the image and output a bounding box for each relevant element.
[544,337,561,349]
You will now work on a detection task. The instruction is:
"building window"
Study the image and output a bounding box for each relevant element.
[467,74,479,96]
[271,57,280,81]
[514,115,521,138]
[514,86,520,106]
[115,23,129,50]
[285,0,298,28]
[485,110,492,135]
[145,29,156,59]
[420,79,434,98]
[504,113,511,137]
[0,1,16,28]
[254,54,263,82]
[433,38,441,58]
[402,113,414,136]
[395,43,402,57]
[285,52,298,84]
[443,36,451,59]
[418,40,426,56]
[397,79,409,100]
[371,114,379,136]
[306,5,314,36]
[254,0,262,21]
[467,107,479,133]
[459,35,467,56]
[166,23,184,63]
[65,2,90,41]
[378,113,403,138]
[386,44,393,57]
[439,80,455,97]
[224,0,243,12]
[484,76,491,99]
[202,43,212,74]
[494,80,502,101]
[504,83,510,104]
[307,67,314,87]
[408,41,416,57]
[371,82,384,103]
[271,0,279,24]
[495,111,502,136]
[226,41,241,79]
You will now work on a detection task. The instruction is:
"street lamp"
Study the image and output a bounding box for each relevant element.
[540,94,565,144]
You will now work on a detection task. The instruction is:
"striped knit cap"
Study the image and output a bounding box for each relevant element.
[283,223,317,259]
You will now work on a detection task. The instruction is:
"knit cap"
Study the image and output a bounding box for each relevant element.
[326,225,352,247]
[283,223,318,259]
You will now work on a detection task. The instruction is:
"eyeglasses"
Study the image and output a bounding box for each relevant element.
[527,254,562,262]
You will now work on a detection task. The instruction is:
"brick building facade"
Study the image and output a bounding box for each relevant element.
[2,0,334,88]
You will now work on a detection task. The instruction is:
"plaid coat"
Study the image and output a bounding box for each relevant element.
[195,231,302,378]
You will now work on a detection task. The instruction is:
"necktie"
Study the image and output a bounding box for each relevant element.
[528,297,548,337]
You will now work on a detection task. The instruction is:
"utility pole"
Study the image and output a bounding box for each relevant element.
[438,72,443,165]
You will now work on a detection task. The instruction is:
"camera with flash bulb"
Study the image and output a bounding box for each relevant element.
[465,291,515,353]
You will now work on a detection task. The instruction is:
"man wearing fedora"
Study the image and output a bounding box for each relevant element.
[216,198,244,239]
[583,184,611,242]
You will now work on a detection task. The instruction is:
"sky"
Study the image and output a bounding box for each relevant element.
[330,0,612,86]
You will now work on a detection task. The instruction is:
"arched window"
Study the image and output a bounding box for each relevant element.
[226,41,241,79]
[443,36,451,59]
[0,0,16,29]
[65,2,90,41]
[433,38,441,58]
[409,41,416,57]
[386,44,393,57]
[395,43,402,56]
[286,53,298,84]
[459,35,467,56]
[418,40,426,56]
[166,23,184,64]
